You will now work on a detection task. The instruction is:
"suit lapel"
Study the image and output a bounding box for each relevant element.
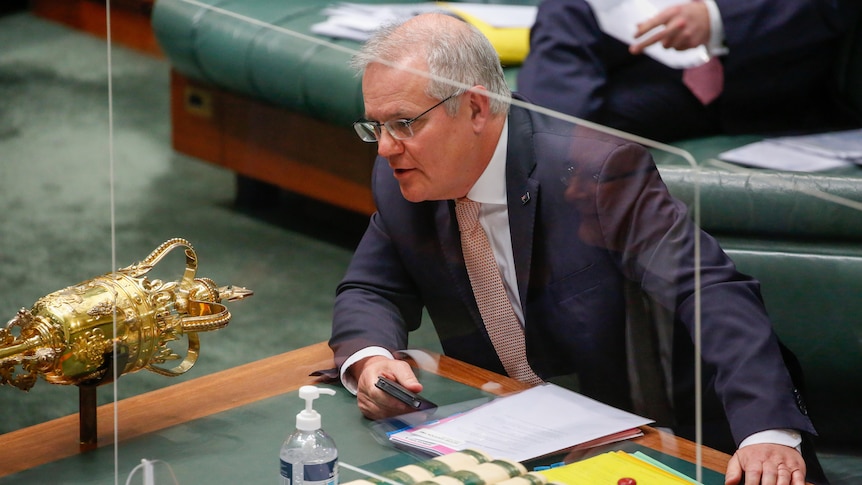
[505,104,539,313]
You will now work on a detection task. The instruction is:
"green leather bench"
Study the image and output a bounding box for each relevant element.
[150,0,862,474]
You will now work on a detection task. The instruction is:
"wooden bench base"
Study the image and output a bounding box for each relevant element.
[171,71,378,215]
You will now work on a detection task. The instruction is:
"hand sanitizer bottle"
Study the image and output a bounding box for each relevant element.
[280,386,338,485]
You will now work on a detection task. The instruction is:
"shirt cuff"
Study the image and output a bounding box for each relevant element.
[739,429,803,452]
[339,346,394,394]
[702,0,728,56]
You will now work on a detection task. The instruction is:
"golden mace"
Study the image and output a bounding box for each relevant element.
[0,238,252,391]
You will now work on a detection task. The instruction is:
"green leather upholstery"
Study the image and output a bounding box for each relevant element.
[658,166,862,241]
[658,165,862,445]
[722,245,862,446]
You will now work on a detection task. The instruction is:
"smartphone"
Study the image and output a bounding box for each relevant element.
[375,376,438,411]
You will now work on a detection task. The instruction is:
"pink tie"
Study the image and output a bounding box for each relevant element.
[455,198,543,385]
[683,57,724,105]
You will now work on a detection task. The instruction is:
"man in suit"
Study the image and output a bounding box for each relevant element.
[517,0,860,142]
[330,12,824,485]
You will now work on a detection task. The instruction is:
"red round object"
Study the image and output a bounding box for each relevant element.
[617,478,636,485]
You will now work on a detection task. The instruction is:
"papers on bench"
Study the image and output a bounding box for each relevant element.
[311,3,439,42]
[311,2,537,42]
[769,128,862,160]
[384,383,652,462]
[717,128,862,172]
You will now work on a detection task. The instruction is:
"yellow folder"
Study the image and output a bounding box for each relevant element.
[537,451,701,485]
[437,5,530,65]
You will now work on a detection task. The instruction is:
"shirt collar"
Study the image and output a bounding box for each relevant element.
[465,119,508,205]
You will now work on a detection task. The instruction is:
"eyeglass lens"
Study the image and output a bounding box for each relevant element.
[353,94,455,143]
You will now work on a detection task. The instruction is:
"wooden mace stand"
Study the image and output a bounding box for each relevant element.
[77,350,128,451]
[78,385,99,451]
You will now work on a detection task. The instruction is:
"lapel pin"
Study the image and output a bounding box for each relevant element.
[521,192,531,205]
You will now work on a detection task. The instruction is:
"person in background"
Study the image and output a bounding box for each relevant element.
[517,0,861,142]
[330,12,827,485]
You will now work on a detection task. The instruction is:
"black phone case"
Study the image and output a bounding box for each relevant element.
[375,376,438,411]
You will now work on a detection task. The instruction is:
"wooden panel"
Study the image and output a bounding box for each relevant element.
[221,90,377,215]
[171,71,378,215]
[170,71,226,165]
[222,91,376,190]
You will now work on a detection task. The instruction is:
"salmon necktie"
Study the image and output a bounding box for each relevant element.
[455,198,543,385]
[683,57,724,105]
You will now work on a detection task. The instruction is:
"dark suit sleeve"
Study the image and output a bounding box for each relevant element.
[585,140,817,443]
[516,0,610,120]
[717,0,848,62]
[329,159,424,370]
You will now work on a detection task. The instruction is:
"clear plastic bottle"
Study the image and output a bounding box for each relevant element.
[279,386,338,485]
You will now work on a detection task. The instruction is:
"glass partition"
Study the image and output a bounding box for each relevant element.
[1,1,860,484]
[0,1,116,429]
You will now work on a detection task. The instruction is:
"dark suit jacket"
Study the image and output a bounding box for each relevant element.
[516,0,861,141]
[330,102,815,451]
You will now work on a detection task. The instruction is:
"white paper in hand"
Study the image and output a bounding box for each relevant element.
[585,0,709,69]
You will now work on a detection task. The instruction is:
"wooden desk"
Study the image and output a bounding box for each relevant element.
[0,341,730,479]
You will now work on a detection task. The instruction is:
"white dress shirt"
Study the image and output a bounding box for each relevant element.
[703,0,729,56]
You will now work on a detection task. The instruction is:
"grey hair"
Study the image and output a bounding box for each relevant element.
[349,13,511,115]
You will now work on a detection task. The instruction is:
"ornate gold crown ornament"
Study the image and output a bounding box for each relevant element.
[0,238,253,391]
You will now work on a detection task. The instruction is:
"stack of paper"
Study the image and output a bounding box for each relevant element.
[311,3,442,42]
[310,3,536,41]
[384,384,652,462]
[718,128,862,172]
[769,129,862,161]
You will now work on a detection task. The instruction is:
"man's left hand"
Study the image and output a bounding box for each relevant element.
[724,443,807,485]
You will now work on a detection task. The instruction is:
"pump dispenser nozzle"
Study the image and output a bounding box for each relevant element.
[296,385,336,431]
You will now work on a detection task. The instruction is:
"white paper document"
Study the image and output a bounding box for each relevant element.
[388,383,652,462]
[718,130,862,172]
[768,128,862,160]
[584,0,710,68]
[312,3,442,41]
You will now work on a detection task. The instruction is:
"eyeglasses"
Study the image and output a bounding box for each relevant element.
[353,94,457,143]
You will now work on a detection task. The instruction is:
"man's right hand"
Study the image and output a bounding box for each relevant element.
[351,355,424,420]
[629,2,711,55]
